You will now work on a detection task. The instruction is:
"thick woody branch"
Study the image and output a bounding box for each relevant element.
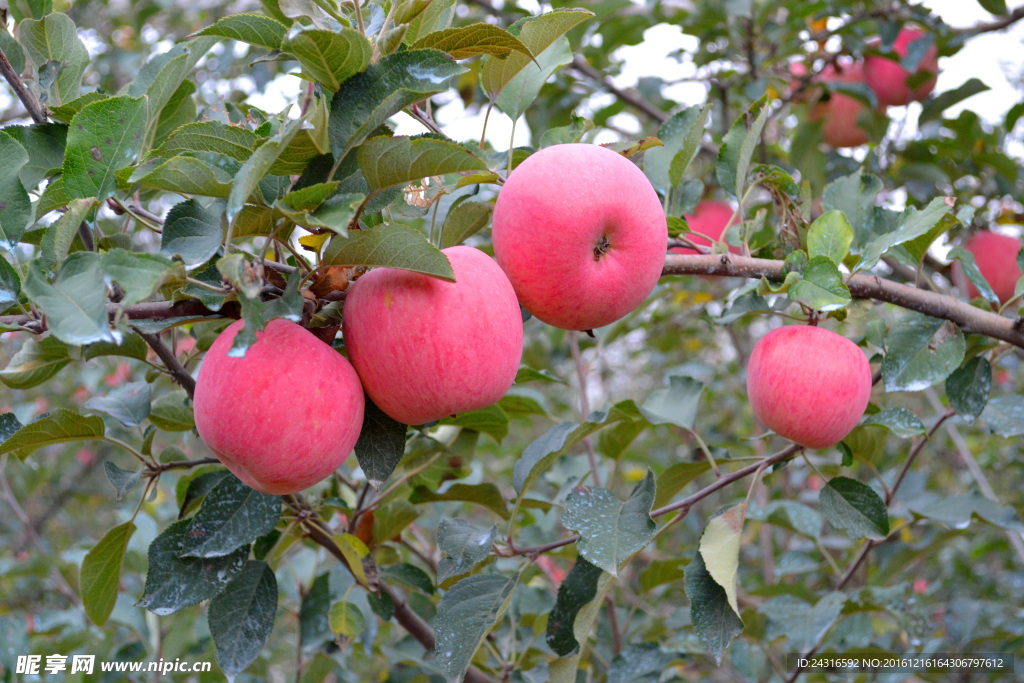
[663,253,1024,350]
[0,46,47,124]
[955,4,1024,36]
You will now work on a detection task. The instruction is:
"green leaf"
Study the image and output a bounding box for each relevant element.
[512,403,636,496]
[910,491,1024,533]
[546,557,612,657]
[807,210,854,265]
[47,91,108,125]
[19,13,89,106]
[977,0,1009,14]
[436,519,497,584]
[454,171,501,189]
[539,112,593,148]
[638,558,686,594]
[381,562,434,594]
[684,552,742,665]
[161,198,223,266]
[881,311,966,392]
[646,104,712,193]
[861,407,925,438]
[607,643,680,683]
[135,156,232,198]
[156,121,259,162]
[148,392,196,432]
[209,561,278,676]
[177,470,231,519]
[266,128,326,175]
[63,96,148,201]
[136,519,249,615]
[0,133,33,247]
[788,256,852,312]
[85,382,152,428]
[0,336,71,390]
[80,522,136,626]
[372,500,421,544]
[328,600,365,638]
[193,13,288,50]
[819,476,889,540]
[856,197,953,271]
[494,35,572,120]
[0,256,21,311]
[946,357,992,422]
[2,123,67,190]
[716,95,769,199]
[0,413,23,442]
[413,23,534,61]
[283,27,372,92]
[479,9,593,99]
[434,573,518,683]
[746,500,823,538]
[949,245,999,304]
[23,254,113,345]
[440,200,491,249]
[409,483,509,520]
[181,474,281,558]
[329,49,465,159]
[438,404,510,442]
[698,504,744,615]
[653,461,711,509]
[39,197,94,267]
[562,470,656,576]
[83,333,149,361]
[0,408,104,461]
[920,78,989,125]
[227,120,302,226]
[322,223,455,281]
[102,461,142,501]
[761,592,846,654]
[0,30,26,75]
[354,394,408,490]
[358,135,487,192]
[102,249,184,306]
[640,375,705,430]
[980,395,1024,437]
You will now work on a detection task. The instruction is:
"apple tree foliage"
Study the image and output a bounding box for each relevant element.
[1,0,1023,680]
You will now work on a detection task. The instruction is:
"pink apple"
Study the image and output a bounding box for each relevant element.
[953,231,1023,304]
[491,143,668,331]
[864,29,939,107]
[746,326,872,449]
[808,63,880,148]
[673,200,740,255]
[341,245,523,425]
[194,318,364,494]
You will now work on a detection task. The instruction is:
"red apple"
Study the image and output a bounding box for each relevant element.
[864,29,939,107]
[746,326,872,449]
[808,62,880,148]
[953,231,1023,304]
[491,143,668,331]
[341,245,523,425]
[673,200,740,254]
[194,318,365,494]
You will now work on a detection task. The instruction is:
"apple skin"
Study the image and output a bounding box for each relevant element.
[746,326,872,449]
[194,318,365,495]
[491,143,668,331]
[864,29,939,107]
[341,245,523,425]
[808,63,879,148]
[953,231,1023,304]
[673,200,740,254]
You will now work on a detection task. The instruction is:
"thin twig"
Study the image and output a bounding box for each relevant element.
[569,332,602,488]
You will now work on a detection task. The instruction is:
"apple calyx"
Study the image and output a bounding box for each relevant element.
[593,235,612,260]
